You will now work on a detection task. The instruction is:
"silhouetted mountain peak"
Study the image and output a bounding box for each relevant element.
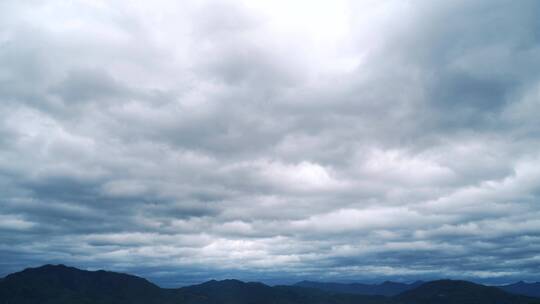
[6,264,80,281]
[421,279,475,287]
[16,264,74,274]
[40,263,68,268]
[396,279,536,304]
[185,278,273,297]
[0,264,167,304]
[8,263,158,288]
[197,278,265,288]
[499,280,540,298]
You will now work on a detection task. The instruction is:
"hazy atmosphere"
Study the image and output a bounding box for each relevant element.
[1,0,540,287]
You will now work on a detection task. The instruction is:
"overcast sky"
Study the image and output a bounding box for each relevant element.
[1,0,540,287]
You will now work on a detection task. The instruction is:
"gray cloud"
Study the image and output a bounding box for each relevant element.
[1,0,540,287]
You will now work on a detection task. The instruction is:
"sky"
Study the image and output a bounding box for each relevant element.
[1,0,540,287]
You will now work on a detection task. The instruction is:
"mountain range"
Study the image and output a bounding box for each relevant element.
[499,281,540,298]
[1,265,539,304]
[294,280,424,296]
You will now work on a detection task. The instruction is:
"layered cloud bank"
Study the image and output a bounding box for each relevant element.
[1,0,540,286]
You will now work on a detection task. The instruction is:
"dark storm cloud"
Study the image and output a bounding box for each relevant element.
[369,0,540,134]
[0,0,540,286]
